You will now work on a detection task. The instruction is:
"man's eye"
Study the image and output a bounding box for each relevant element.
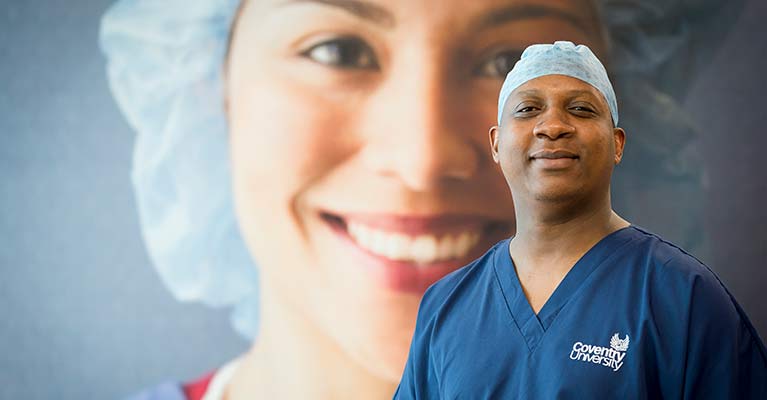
[571,106,595,114]
[517,106,537,113]
[475,50,522,78]
[301,37,379,70]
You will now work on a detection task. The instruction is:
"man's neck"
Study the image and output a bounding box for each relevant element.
[510,192,628,275]
[506,192,628,313]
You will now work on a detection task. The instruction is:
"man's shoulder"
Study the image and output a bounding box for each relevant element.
[629,227,764,348]
[625,226,713,280]
[623,226,736,309]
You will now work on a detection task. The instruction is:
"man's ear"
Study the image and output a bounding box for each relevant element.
[613,127,626,164]
[489,126,501,164]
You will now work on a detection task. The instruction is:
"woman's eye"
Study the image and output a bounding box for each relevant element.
[476,50,523,78]
[301,37,379,70]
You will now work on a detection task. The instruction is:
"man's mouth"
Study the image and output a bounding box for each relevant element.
[529,149,579,160]
[529,149,579,169]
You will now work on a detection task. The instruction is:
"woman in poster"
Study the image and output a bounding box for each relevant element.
[100,0,740,398]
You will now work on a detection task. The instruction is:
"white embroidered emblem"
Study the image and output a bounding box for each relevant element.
[610,333,630,352]
[569,333,630,372]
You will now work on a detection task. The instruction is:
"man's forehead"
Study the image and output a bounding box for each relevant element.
[511,75,604,100]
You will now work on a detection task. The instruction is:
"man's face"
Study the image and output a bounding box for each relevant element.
[490,74,625,206]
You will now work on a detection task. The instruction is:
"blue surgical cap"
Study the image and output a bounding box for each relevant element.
[99,0,743,339]
[497,41,618,126]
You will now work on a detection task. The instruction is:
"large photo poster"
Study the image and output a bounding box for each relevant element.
[2,0,765,398]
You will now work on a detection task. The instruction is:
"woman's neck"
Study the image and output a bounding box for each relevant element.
[225,289,397,400]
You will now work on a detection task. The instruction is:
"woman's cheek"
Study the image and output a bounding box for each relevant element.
[230,77,358,196]
[228,75,363,263]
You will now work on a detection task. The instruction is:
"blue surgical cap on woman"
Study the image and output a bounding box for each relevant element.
[497,41,619,125]
[100,0,260,338]
[99,0,743,339]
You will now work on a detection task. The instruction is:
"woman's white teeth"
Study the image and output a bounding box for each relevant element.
[346,222,481,265]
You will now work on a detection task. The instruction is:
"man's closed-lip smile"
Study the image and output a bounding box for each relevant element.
[530,149,579,169]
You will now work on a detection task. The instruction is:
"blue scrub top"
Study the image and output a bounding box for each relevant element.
[395,226,767,399]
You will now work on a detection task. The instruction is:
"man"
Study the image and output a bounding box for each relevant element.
[394,41,767,399]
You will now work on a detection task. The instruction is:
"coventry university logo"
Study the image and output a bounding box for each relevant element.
[569,333,630,372]
[610,333,630,351]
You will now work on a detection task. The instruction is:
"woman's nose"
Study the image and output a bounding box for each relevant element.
[533,108,575,140]
[359,59,481,192]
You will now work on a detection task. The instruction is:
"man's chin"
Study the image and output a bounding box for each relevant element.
[532,188,583,203]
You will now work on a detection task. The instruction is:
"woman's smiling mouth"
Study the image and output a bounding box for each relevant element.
[347,223,481,265]
[319,211,511,293]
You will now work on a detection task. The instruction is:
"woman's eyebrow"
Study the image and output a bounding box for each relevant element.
[471,4,589,34]
[279,0,395,28]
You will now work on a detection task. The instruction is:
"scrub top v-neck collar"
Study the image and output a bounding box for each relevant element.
[493,226,638,353]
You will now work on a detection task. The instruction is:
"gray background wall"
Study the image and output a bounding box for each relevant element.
[1,0,765,398]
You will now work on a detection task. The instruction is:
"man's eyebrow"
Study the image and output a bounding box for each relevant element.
[472,4,590,34]
[565,89,600,98]
[513,89,543,98]
[280,0,395,29]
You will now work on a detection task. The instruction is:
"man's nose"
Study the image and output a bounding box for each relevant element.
[359,58,482,192]
[533,108,575,140]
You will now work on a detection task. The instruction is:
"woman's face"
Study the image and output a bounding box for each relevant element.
[227,0,602,381]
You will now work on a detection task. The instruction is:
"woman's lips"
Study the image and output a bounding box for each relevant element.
[347,221,481,265]
[319,212,510,293]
